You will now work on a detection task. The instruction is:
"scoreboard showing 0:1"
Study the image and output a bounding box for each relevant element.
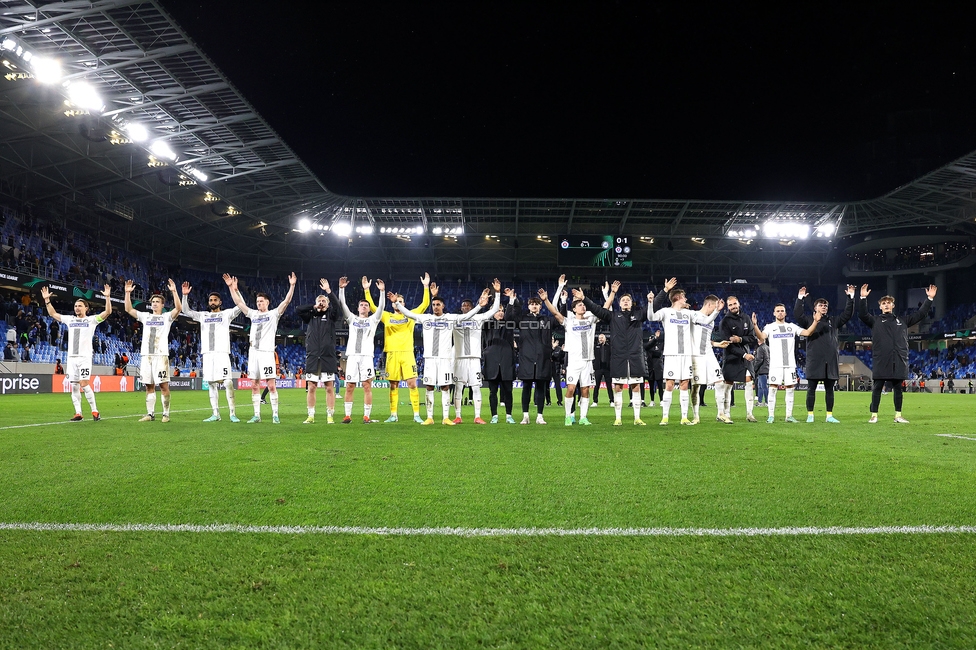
[557,235,633,267]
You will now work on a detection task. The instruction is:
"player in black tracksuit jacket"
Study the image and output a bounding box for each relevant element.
[296,279,342,420]
[516,295,554,422]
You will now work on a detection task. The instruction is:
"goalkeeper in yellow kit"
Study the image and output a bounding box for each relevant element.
[363,273,431,423]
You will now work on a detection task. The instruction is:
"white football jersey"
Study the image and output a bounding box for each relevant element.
[691,317,717,357]
[136,311,174,356]
[339,288,384,358]
[397,304,482,360]
[247,309,280,353]
[62,314,103,358]
[562,312,599,362]
[763,322,802,369]
[183,303,242,355]
[453,293,499,360]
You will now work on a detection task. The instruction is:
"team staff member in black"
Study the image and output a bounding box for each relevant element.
[579,284,650,425]
[717,296,757,423]
[483,288,519,424]
[592,333,611,405]
[794,285,855,423]
[518,293,555,424]
[296,279,342,424]
[858,283,936,423]
[642,329,664,407]
[548,337,565,407]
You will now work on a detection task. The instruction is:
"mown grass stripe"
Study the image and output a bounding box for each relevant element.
[2,522,975,537]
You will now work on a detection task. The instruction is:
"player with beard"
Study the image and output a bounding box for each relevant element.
[716,296,758,424]
[482,287,520,423]
[452,280,501,424]
[581,284,650,426]
[41,283,111,421]
[296,280,343,424]
[182,279,243,422]
[540,279,599,426]
[516,291,556,425]
[794,285,856,423]
[858,283,936,423]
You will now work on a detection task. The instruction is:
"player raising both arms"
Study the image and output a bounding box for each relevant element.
[125,279,182,423]
[541,276,599,426]
[452,280,501,424]
[338,276,385,423]
[41,283,111,421]
[363,273,431,423]
[227,273,297,423]
[182,280,242,422]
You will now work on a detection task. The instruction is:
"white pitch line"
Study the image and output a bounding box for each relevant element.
[936,434,976,442]
[0,408,213,431]
[0,522,975,538]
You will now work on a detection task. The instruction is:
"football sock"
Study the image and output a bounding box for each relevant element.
[744,381,754,417]
[364,403,372,418]
[390,387,399,415]
[209,384,220,414]
[579,397,590,419]
[679,389,689,419]
[713,382,725,416]
[454,382,464,417]
[426,391,435,420]
[473,393,482,419]
[224,382,236,416]
[161,394,170,416]
[565,397,574,417]
[692,384,701,419]
[442,391,451,420]
[661,388,673,419]
[631,388,641,419]
[768,386,778,417]
[410,387,421,416]
[70,383,82,414]
[270,391,279,417]
[308,406,315,417]
[147,391,157,416]
[344,401,353,417]
[723,385,732,415]
[785,387,795,418]
[252,393,260,417]
[613,390,623,420]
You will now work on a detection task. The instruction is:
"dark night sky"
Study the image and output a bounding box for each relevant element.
[161,2,976,202]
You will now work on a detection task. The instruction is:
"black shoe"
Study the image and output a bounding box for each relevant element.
[557,402,563,406]
[70,414,83,422]
[260,400,268,405]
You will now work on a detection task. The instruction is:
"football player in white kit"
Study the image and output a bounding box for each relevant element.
[649,287,720,426]
[395,293,484,425]
[227,272,297,423]
[337,276,385,423]
[540,277,599,426]
[124,279,182,423]
[181,279,242,422]
[41,283,111,421]
[754,304,820,423]
[690,294,726,424]
[452,280,501,424]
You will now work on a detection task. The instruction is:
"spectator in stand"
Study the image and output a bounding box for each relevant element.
[3,342,13,361]
[55,358,64,374]
[592,334,611,406]
[21,343,31,362]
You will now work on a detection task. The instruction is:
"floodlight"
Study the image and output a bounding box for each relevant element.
[1,39,15,51]
[297,218,312,232]
[355,225,373,234]
[32,55,62,83]
[124,122,149,142]
[815,223,835,237]
[432,227,443,235]
[187,167,207,182]
[332,221,352,237]
[65,81,104,112]
[149,140,177,161]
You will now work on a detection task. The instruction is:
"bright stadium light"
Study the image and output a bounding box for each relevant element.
[815,223,836,238]
[355,225,373,234]
[297,218,312,232]
[186,167,208,182]
[149,140,177,161]
[65,81,104,112]
[30,56,61,84]
[1,38,16,51]
[332,221,352,237]
[124,122,150,142]
[762,220,809,240]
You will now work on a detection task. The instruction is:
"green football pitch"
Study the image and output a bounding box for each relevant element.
[1,389,975,648]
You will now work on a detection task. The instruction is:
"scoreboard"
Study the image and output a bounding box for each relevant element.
[557,235,632,267]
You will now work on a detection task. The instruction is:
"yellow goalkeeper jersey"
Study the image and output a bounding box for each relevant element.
[365,285,430,353]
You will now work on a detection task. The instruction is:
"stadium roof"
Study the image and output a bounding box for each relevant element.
[1,0,975,281]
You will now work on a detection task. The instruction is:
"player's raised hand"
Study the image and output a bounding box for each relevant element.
[319,278,330,292]
[288,272,297,286]
[717,299,725,311]
[572,288,585,301]
[558,273,566,285]
[602,281,610,294]
[166,278,177,292]
[611,280,621,293]
[926,284,938,299]
[479,290,489,306]
[798,286,808,299]
[376,279,385,291]
[430,282,438,297]
[860,284,870,299]
[751,312,758,325]
[102,284,111,299]
[421,273,430,286]
[124,279,134,294]
[538,288,548,301]
[492,278,501,292]
[646,291,654,302]
[362,276,371,289]
[386,291,397,304]
[41,285,51,300]
[338,276,349,289]
[181,281,192,296]
[664,277,677,292]
[845,284,856,298]
[504,287,515,299]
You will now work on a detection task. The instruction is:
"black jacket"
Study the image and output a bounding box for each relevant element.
[516,310,554,380]
[593,339,611,370]
[858,298,931,380]
[583,297,648,379]
[645,334,664,379]
[794,296,854,380]
[718,311,757,369]
[297,295,341,375]
[482,299,519,381]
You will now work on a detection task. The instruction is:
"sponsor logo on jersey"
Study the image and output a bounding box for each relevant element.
[389,317,409,325]
[771,332,794,339]
[668,318,690,325]
[68,322,90,328]
[423,321,451,330]
[203,316,223,324]
[572,324,592,331]
[352,320,371,328]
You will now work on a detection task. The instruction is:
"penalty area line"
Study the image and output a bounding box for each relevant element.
[936,434,976,442]
[0,408,213,431]
[1,522,976,538]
